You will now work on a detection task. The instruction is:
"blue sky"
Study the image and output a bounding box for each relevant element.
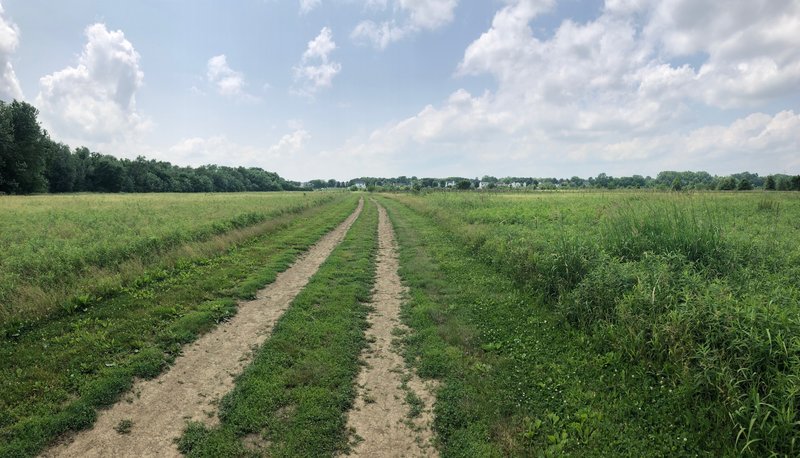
[1,0,798,181]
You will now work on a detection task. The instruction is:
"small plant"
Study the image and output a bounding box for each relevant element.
[114,419,134,434]
[405,391,424,419]
[757,198,780,212]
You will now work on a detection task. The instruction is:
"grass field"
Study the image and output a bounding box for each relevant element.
[380,190,800,456]
[0,193,358,457]
[0,192,335,332]
[2,189,799,456]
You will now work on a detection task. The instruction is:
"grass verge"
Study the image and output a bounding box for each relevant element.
[178,199,378,457]
[378,195,723,456]
[0,195,359,458]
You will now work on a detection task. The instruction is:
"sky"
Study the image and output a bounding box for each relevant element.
[0,0,798,181]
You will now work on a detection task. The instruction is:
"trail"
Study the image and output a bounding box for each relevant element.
[44,198,364,458]
[343,203,437,457]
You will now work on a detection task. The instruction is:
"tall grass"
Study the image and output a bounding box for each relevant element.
[393,191,800,455]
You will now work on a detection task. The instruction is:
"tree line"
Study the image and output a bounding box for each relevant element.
[2,98,797,195]
[345,170,800,191]
[0,100,298,195]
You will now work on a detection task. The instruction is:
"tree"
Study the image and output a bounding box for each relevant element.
[718,177,737,191]
[671,177,682,191]
[765,175,776,190]
[792,175,800,191]
[0,100,47,194]
[737,179,753,191]
[88,155,125,192]
[44,141,76,192]
[456,179,471,190]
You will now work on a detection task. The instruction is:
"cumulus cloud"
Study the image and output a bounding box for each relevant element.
[336,0,800,176]
[646,0,800,107]
[166,128,311,177]
[352,0,459,49]
[293,27,341,96]
[36,23,148,144]
[206,54,258,101]
[268,129,310,156]
[207,55,243,96]
[0,4,23,100]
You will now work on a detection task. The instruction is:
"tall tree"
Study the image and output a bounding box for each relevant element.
[0,100,47,194]
[764,175,776,190]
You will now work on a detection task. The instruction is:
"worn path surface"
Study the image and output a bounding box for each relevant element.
[343,204,437,457]
[45,199,364,458]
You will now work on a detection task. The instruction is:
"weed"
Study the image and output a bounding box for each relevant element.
[114,419,133,435]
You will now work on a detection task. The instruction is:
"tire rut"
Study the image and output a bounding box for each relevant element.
[43,198,364,458]
[343,203,438,457]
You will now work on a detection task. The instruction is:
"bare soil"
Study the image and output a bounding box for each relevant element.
[43,199,364,458]
[343,203,438,457]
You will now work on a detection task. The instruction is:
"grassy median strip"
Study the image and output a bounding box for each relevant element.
[178,199,378,457]
[379,195,720,457]
[0,194,359,458]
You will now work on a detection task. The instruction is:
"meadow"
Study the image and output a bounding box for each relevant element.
[381,190,800,455]
[0,192,335,333]
[0,192,358,456]
[3,189,799,456]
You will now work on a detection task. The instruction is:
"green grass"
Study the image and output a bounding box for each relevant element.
[0,194,359,458]
[379,191,800,456]
[0,192,336,330]
[178,199,378,458]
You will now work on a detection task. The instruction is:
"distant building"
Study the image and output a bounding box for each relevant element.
[478,181,490,189]
[510,182,526,188]
[445,180,456,188]
[353,181,367,189]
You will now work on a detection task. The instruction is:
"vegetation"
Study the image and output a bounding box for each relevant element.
[0,194,360,457]
[0,192,337,332]
[337,170,800,192]
[179,199,378,457]
[380,191,800,455]
[0,100,300,195]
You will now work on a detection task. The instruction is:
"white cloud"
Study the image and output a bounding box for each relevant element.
[293,27,341,96]
[336,0,800,176]
[0,4,23,100]
[268,129,310,156]
[166,129,311,177]
[352,0,459,49]
[206,54,257,100]
[36,23,148,144]
[646,0,800,107]
[400,0,459,29]
[299,0,321,14]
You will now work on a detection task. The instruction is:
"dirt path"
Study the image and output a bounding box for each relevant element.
[343,203,438,457]
[44,199,364,458]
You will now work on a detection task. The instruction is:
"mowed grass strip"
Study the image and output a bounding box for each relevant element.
[0,194,359,458]
[379,195,717,457]
[178,199,379,457]
[0,192,336,331]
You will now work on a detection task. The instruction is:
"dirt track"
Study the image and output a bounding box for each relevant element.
[44,198,363,458]
[343,203,438,457]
